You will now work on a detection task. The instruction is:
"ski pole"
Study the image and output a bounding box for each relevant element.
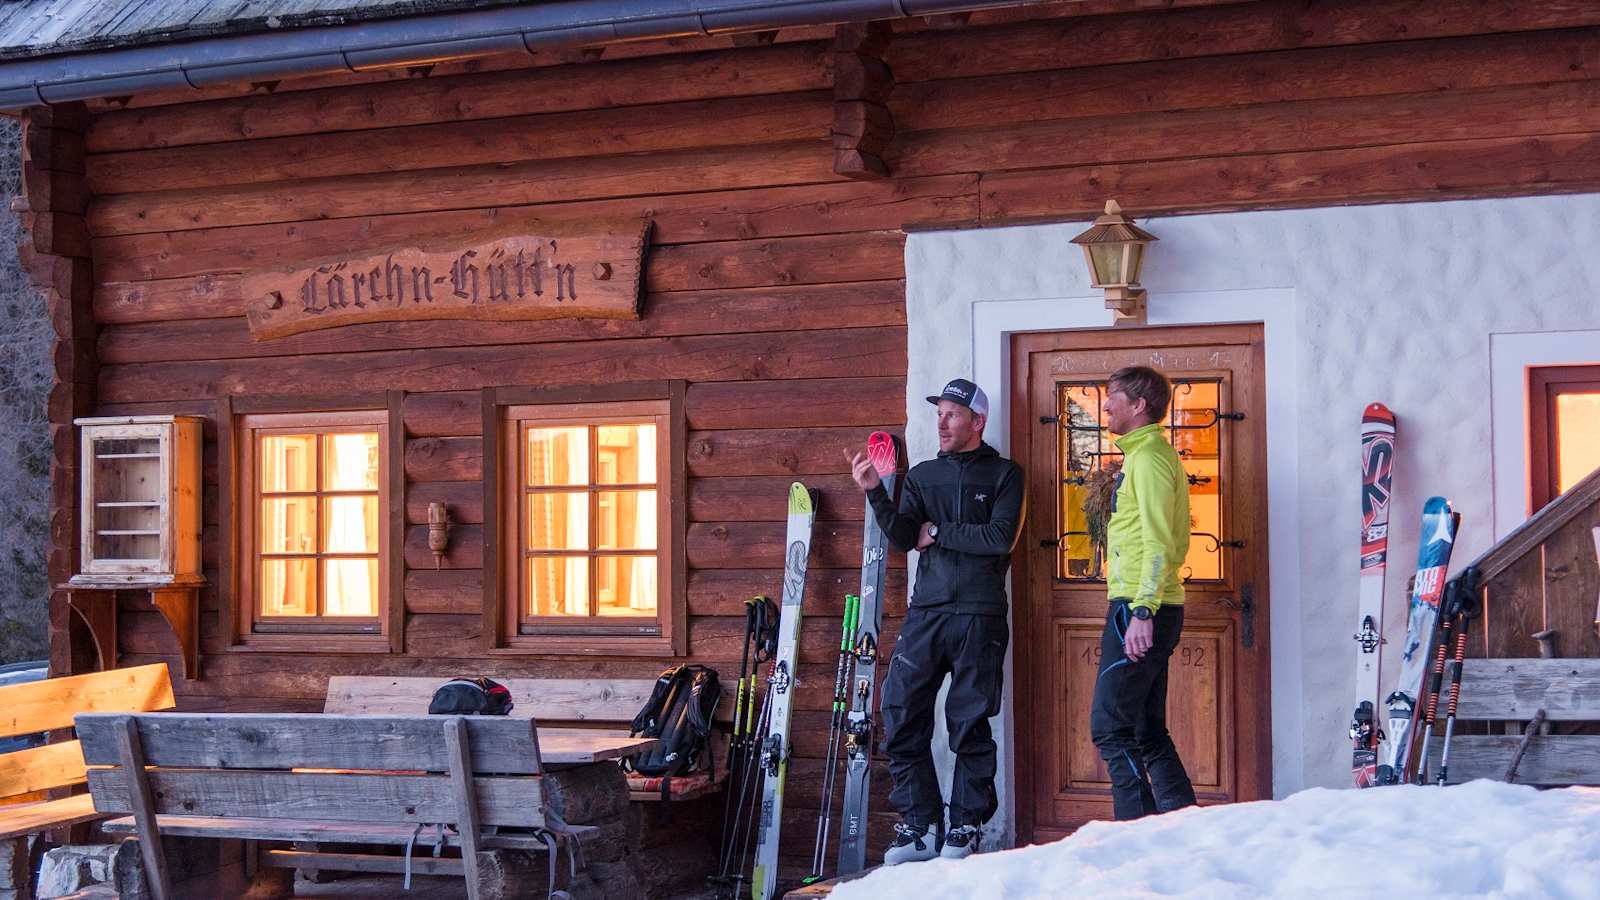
[1413,610,1455,785]
[731,653,778,899]
[817,595,859,877]
[1435,608,1474,785]
[715,597,764,884]
[806,594,859,883]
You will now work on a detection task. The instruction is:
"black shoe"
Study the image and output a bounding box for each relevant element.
[940,824,980,859]
[883,821,940,865]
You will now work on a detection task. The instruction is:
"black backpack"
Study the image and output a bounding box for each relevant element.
[427,677,515,716]
[625,665,721,785]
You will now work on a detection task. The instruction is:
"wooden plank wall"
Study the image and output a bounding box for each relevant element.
[1479,503,1600,661]
[56,0,1600,873]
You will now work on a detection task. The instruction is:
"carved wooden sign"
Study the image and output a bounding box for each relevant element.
[243,219,651,340]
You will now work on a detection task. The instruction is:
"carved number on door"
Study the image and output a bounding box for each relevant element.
[1179,646,1206,668]
[1080,645,1102,667]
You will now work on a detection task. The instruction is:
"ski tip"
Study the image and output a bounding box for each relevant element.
[1362,403,1396,429]
[1422,495,1453,514]
[867,431,901,477]
[788,482,815,516]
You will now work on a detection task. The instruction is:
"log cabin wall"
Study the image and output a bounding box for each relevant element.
[40,0,1600,866]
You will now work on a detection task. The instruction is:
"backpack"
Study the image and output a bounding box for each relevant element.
[427,677,514,716]
[624,665,721,791]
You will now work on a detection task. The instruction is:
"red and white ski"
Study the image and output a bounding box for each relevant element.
[1350,403,1395,787]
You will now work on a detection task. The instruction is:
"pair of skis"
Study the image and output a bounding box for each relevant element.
[1350,404,1465,787]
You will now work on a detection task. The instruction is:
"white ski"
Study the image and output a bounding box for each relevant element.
[751,482,817,900]
[1351,403,1394,787]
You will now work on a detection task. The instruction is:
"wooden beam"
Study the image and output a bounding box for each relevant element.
[832,22,894,180]
[1453,658,1600,720]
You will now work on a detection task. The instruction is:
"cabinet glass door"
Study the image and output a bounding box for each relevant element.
[89,432,165,567]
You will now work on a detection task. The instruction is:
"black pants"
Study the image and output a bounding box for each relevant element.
[1089,600,1197,821]
[880,608,1008,828]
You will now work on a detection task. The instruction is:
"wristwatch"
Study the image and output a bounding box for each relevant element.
[1131,606,1153,621]
[927,524,939,541]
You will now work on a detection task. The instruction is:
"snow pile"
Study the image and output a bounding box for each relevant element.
[832,781,1600,899]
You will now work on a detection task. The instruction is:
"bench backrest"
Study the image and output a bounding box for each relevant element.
[76,712,547,828]
[0,663,174,803]
[326,674,732,724]
[1426,658,1600,786]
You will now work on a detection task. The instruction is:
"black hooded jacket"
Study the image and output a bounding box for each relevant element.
[866,442,1025,617]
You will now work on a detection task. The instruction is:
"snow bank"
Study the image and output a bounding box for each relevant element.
[832,781,1600,899]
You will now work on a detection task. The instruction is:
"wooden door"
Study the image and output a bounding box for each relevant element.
[1010,324,1271,843]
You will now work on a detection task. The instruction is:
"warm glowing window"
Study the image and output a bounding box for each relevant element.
[1054,378,1228,583]
[505,400,671,636]
[239,411,389,634]
[1530,366,1600,512]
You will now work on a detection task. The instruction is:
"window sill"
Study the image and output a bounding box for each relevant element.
[229,633,392,654]
[489,635,677,657]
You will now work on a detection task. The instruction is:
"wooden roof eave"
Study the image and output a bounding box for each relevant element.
[1462,465,1600,582]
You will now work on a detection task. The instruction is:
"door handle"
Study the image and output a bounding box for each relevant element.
[1217,584,1255,649]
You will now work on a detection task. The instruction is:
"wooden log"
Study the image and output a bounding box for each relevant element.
[91,175,973,284]
[685,376,906,430]
[884,0,1600,83]
[405,391,483,438]
[97,326,906,403]
[833,101,894,150]
[687,520,901,570]
[834,150,890,180]
[686,566,906,617]
[404,568,484,616]
[86,44,831,152]
[89,141,844,237]
[690,474,866,522]
[647,230,903,292]
[687,426,894,477]
[94,273,237,324]
[86,92,831,194]
[96,280,906,363]
[540,761,630,825]
[406,437,484,483]
[980,131,1600,224]
[897,79,1600,180]
[891,27,1600,133]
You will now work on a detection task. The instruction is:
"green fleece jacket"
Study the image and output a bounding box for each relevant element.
[1105,422,1189,612]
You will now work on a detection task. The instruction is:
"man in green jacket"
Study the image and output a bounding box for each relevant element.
[1089,365,1198,820]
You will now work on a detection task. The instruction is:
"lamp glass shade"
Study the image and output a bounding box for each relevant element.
[1087,244,1126,287]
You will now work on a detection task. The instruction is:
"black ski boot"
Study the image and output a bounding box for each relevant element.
[940,824,980,860]
[883,821,941,865]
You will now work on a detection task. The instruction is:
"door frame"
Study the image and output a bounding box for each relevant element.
[1008,322,1272,844]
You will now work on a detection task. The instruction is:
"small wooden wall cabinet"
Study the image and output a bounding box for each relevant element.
[66,415,204,678]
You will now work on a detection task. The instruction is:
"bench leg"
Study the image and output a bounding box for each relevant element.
[0,835,32,900]
[240,843,293,900]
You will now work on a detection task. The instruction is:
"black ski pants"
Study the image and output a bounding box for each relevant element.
[1089,600,1198,821]
[880,608,1008,829]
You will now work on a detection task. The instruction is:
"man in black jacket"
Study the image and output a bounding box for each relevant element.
[845,378,1025,864]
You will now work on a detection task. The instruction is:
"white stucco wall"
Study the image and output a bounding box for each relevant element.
[902,192,1600,846]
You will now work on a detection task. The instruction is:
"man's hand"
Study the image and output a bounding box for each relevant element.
[1123,614,1154,662]
[916,521,936,550]
[845,448,882,492]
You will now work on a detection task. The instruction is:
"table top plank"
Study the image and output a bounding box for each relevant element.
[534,728,656,766]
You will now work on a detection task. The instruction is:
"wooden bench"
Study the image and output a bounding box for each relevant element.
[0,663,173,898]
[77,711,579,900]
[326,675,732,801]
[1425,657,1600,785]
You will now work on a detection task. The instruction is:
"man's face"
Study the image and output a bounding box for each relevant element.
[936,400,984,453]
[1103,384,1149,436]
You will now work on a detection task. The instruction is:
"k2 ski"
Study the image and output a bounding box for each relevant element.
[1351,403,1395,787]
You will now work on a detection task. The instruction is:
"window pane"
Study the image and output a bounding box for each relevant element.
[526,556,589,616]
[324,558,379,617]
[260,434,317,492]
[596,424,656,484]
[525,491,589,550]
[261,497,318,554]
[260,558,315,617]
[324,432,380,491]
[324,495,379,553]
[595,556,657,617]
[1556,392,1600,493]
[595,490,656,550]
[526,427,588,486]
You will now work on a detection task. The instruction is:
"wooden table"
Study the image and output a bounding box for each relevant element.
[536,728,656,768]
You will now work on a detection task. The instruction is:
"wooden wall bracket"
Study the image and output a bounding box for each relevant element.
[62,582,201,680]
[831,23,895,180]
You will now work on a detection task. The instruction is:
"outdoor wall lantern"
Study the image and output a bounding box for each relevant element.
[1070,199,1159,325]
